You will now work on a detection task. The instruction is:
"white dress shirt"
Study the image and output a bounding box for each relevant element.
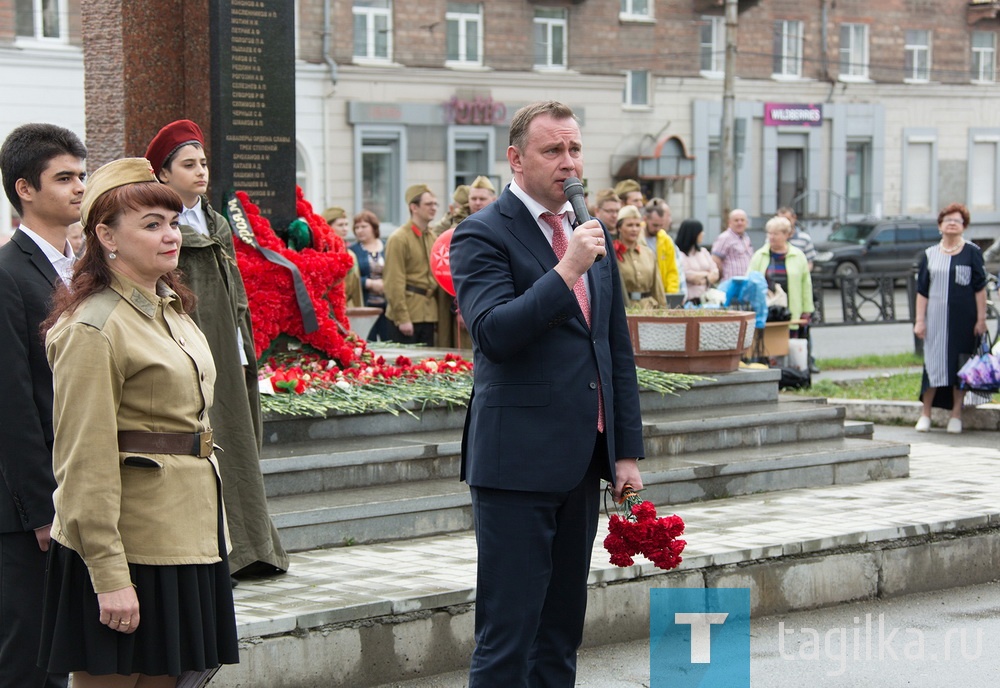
[180,201,209,236]
[19,225,76,286]
[508,179,593,302]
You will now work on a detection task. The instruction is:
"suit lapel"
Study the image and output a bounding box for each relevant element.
[585,220,613,329]
[586,258,607,329]
[497,188,606,332]
[12,230,59,287]
[497,190,558,273]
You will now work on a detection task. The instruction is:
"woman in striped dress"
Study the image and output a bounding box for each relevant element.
[913,203,988,434]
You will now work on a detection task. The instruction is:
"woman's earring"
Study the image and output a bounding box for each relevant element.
[108,252,117,260]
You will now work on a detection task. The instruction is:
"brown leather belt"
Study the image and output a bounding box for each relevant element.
[405,283,436,297]
[117,430,214,458]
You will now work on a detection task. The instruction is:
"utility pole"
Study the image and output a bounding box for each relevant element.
[720,0,738,223]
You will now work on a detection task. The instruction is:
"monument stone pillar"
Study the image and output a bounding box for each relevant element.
[82,0,211,167]
[82,0,295,230]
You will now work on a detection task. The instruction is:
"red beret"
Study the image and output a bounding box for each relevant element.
[145,119,206,174]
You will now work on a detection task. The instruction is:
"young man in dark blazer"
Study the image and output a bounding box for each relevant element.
[450,101,644,687]
[0,123,86,688]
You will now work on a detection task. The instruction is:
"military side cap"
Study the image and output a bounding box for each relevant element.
[405,184,432,205]
[81,158,158,226]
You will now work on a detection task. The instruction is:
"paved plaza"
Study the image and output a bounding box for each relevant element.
[218,425,1000,687]
[217,317,999,687]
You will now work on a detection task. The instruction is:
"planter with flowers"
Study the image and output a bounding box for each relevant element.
[626,308,755,374]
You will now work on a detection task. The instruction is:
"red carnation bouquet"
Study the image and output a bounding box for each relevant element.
[259,351,474,395]
[603,485,686,570]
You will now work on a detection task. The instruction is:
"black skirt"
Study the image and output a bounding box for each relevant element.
[37,522,239,677]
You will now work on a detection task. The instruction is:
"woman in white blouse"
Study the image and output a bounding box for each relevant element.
[676,219,719,303]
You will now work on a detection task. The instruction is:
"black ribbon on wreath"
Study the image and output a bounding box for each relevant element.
[226,193,319,334]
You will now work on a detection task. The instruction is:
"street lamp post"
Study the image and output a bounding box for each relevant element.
[720,0,738,223]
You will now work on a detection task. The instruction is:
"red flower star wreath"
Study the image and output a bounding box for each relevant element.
[232,188,357,366]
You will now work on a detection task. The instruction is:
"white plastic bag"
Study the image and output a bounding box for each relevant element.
[787,338,808,372]
[766,283,788,308]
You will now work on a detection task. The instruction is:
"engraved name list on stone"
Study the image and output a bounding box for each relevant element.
[211,0,296,230]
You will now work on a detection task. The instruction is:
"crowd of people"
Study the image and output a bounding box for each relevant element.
[323,174,497,347]
[0,116,506,685]
[0,103,990,688]
[1,123,257,687]
[332,171,814,350]
[596,177,817,345]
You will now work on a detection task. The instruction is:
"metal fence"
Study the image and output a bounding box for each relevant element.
[811,272,917,327]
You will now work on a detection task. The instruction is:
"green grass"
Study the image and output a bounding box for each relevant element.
[784,351,925,401]
[815,352,923,370]
[792,372,922,401]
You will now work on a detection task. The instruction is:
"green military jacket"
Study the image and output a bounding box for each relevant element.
[177,199,288,574]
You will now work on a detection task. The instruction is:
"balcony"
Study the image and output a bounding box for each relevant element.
[692,0,761,12]
[969,0,1000,24]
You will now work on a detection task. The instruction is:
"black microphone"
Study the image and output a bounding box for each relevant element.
[563,176,603,261]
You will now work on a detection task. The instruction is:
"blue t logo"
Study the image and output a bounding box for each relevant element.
[650,588,750,687]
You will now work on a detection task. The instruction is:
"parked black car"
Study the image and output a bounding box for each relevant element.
[813,217,939,284]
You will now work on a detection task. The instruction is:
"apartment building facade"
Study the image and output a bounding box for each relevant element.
[3,1,1000,240]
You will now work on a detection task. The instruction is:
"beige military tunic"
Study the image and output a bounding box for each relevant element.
[46,273,226,593]
[383,222,439,325]
[617,242,667,309]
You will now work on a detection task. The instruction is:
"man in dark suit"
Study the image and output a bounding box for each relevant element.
[0,123,86,688]
[450,101,645,687]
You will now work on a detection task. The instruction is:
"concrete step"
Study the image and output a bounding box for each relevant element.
[635,367,781,412]
[266,437,909,552]
[778,392,876,438]
[639,399,847,453]
[636,437,909,505]
[259,399,846,497]
[267,477,471,551]
[213,443,996,688]
[843,418,875,438]
[260,429,463,498]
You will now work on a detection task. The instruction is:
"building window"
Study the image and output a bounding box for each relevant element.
[15,0,66,42]
[904,30,931,82]
[355,126,405,227]
[620,0,652,21]
[700,16,725,76]
[446,2,482,66]
[902,132,936,215]
[534,8,567,70]
[448,126,495,192]
[971,31,996,83]
[624,70,650,107]
[839,23,869,80]
[772,20,803,78]
[353,0,392,62]
[845,141,871,215]
[969,132,999,212]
